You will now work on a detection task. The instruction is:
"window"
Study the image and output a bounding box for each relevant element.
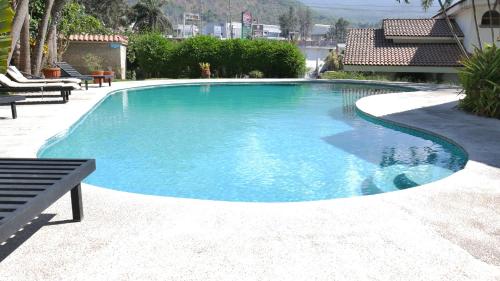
[480,10,500,27]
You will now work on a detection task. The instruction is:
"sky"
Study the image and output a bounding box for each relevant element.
[300,0,443,23]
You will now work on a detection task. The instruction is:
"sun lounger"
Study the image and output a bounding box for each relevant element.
[0,158,96,244]
[55,62,94,90]
[0,95,25,119]
[0,74,78,103]
[7,66,82,84]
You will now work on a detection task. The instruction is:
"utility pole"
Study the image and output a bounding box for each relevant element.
[199,0,203,34]
[228,0,233,39]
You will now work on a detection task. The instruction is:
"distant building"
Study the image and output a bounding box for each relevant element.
[223,22,242,39]
[202,22,282,39]
[343,19,463,81]
[263,25,281,38]
[310,24,331,41]
[203,23,224,38]
[174,24,199,38]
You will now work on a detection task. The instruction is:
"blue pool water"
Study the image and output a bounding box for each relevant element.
[39,83,467,202]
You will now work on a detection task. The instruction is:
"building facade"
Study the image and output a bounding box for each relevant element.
[433,0,500,52]
[63,35,128,80]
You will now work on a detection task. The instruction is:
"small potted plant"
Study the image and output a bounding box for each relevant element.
[199,62,211,78]
[83,53,104,84]
[42,63,61,78]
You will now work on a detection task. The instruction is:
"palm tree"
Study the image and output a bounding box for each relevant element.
[33,0,55,75]
[7,0,29,65]
[1,0,15,73]
[132,0,172,33]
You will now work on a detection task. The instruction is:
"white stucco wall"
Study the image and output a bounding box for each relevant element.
[445,1,500,52]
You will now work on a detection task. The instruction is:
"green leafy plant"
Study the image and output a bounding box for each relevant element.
[57,1,109,60]
[248,70,264,78]
[199,62,210,71]
[0,0,14,74]
[127,35,306,79]
[83,53,104,72]
[459,45,500,118]
[323,51,343,71]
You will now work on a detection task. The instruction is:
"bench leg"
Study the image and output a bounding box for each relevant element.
[71,184,84,221]
[108,79,111,86]
[61,91,68,103]
[10,102,17,119]
[99,78,103,87]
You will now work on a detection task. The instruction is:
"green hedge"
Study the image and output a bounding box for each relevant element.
[127,34,305,79]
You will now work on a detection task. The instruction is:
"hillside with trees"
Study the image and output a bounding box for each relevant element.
[127,0,334,25]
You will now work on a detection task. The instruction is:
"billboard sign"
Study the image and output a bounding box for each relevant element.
[252,24,263,38]
[241,11,252,39]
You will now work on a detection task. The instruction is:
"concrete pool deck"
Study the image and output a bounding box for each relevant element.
[0,79,498,280]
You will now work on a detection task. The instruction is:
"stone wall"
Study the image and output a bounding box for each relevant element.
[62,42,126,79]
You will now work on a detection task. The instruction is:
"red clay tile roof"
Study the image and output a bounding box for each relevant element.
[343,28,464,67]
[68,34,128,45]
[383,19,464,37]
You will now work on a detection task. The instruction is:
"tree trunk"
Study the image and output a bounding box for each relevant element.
[46,0,68,65]
[437,0,469,58]
[8,0,29,65]
[32,0,55,75]
[471,0,482,49]
[19,13,31,74]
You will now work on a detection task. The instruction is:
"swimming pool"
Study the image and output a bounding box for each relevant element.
[39,83,467,202]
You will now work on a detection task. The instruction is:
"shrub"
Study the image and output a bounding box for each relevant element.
[459,45,500,118]
[127,35,306,79]
[323,51,343,71]
[127,33,177,78]
[249,70,264,78]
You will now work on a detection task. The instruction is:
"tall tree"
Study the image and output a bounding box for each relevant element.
[32,0,55,75]
[326,18,349,42]
[132,0,172,33]
[46,0,69,65]
[471,0,482,49]
[334,18,349,43]
[7,0,29,64]
[279,6,297,39]
[297,7,312,39]
[77,0,130,31]
[19,14,31,73]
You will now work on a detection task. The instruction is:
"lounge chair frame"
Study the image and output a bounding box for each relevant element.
[0,158,96,244]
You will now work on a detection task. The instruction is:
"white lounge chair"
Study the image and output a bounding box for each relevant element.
[0,74,78,103]
[7,66,82,84]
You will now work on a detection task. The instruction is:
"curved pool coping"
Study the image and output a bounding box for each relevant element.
[1,78,498,280]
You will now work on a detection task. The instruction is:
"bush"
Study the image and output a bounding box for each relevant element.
[320,71,381,80]
[127,33,178,78]
[323,51,343,71]
[459,45,500,118]
[127,35,306,79]
[249,70,264,78]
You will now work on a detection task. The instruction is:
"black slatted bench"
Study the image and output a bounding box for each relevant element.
[0,158,96,244]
